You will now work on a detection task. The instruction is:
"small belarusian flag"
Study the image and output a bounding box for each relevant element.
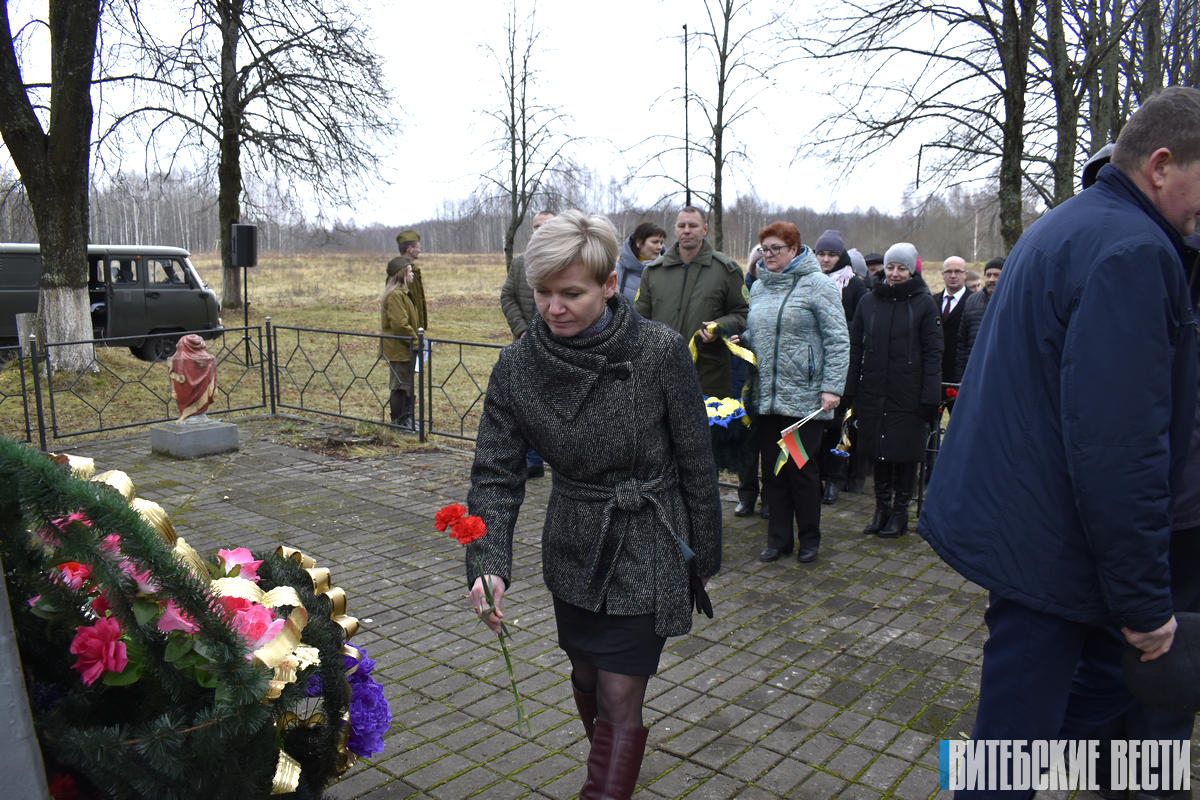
[773,408,823,475]
[774,427,809,475]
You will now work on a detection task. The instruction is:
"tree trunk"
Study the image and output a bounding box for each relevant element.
[38,287,94,372]
[218,0,244,310]
[997,0,1036,251]
[1142,0,1163,96]
[0,1,101,373]
[1045,0,1079,206]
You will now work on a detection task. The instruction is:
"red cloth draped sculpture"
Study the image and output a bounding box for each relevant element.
[168,334,217,422]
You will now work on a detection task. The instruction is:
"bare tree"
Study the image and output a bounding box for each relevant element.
[480,2,577,272]
[1031,0,1138,205]
[792,0,1041,251]
[636,0,778,251]
[0,2,100,371]
[103,0,394,308]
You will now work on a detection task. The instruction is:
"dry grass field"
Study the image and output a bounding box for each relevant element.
[189,251,513,339]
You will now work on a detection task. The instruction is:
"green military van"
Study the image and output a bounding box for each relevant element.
[0,243,222,361]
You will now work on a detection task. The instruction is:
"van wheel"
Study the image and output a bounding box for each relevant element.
[132,334,180,362]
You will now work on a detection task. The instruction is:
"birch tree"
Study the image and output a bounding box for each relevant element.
[0,1,100,371]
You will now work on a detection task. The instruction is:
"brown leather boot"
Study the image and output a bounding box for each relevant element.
[572,674,597,742]
[579,718,649,800]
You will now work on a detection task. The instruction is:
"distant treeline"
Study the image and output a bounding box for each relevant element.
[0,170,1019,264]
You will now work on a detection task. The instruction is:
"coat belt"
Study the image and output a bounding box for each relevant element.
[552,471,694,595]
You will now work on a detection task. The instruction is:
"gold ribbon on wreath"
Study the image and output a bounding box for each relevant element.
[274,545,363,776]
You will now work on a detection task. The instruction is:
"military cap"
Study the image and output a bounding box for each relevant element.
[396,229,421,246]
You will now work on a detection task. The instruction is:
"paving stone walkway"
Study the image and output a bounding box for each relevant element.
[53,417,1196,799]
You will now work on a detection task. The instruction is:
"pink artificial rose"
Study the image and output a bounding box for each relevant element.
[57,562,92,591]
[69,617,127,686]
[157,600,199,634]
[217,547,262,582]
[49,511,92,532]
[228,603,285,652]
[215,595,252,617]
[122,562,159,594]
[100,534,121,555]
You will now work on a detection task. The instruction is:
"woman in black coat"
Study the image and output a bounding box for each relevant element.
[845,242,943,537]
[465,210,722,800]
[814,229,869,504]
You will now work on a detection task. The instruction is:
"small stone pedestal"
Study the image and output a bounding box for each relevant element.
[150,417,239,459]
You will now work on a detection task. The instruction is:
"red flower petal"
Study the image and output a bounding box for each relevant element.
[435,503,468,532]
[449,515,487,545]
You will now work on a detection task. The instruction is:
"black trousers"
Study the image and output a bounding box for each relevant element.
[736,417,759,505]
[757,414,823,552]
[818,406,848,484]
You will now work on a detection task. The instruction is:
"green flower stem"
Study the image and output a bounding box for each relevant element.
[471,552,529,734]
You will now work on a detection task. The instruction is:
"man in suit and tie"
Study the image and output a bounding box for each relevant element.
[934,256,972,389]
[925,257,973,480]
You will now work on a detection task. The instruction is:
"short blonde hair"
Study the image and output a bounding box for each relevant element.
[524,209,619,287]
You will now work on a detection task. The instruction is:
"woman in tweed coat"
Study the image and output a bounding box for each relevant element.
[465,210,722,800]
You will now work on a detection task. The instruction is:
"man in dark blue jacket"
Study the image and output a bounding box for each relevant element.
[919,87,1200,797]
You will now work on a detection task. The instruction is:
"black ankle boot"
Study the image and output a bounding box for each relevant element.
[879,491,911,538]
[863,503,890,535]
[864,465,892,535]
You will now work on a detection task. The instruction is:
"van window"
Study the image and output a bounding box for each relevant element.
[108,259,139,285]
[149,258,191,287]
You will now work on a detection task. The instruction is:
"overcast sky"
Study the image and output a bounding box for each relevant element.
[353,0,922,227]
[4,0,930,228]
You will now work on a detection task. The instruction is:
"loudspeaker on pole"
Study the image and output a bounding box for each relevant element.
[230,224,258,268]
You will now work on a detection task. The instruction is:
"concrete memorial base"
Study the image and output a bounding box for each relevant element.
[150,417,238,459]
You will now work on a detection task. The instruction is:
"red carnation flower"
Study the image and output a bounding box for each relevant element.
[435,503,468,532]
[449,515,487,546]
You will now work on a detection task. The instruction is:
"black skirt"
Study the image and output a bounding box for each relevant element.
[553,596,666,676]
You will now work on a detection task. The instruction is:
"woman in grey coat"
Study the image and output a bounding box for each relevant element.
[732,222,849,564]
[614,220,666,303]
[465,210,722,800]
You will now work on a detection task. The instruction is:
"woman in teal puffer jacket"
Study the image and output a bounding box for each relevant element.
[732,222,849,564]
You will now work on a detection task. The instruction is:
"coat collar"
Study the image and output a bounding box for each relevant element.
[758,245,820,285]
[662,239,714,268]
[1097,164,1192,263]
[871,271,931,299]
[527,295,636,422]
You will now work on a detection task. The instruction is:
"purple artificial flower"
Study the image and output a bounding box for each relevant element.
[344,646,391,758]
[346,677,391,757]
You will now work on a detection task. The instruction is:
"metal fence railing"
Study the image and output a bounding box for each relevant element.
[422,336,503,442]
[0,345,32,443]
[19,327,268,448]
[0,322,506,450]
[270,322,403,432]
[917,382,961,511]
[269,323,502,443]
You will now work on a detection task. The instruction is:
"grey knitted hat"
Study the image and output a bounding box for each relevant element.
[883,242,918,273]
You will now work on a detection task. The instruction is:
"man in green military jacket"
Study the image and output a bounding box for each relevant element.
[500,211,554,340]
[387,229,428,332]
[635,206,748,398]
